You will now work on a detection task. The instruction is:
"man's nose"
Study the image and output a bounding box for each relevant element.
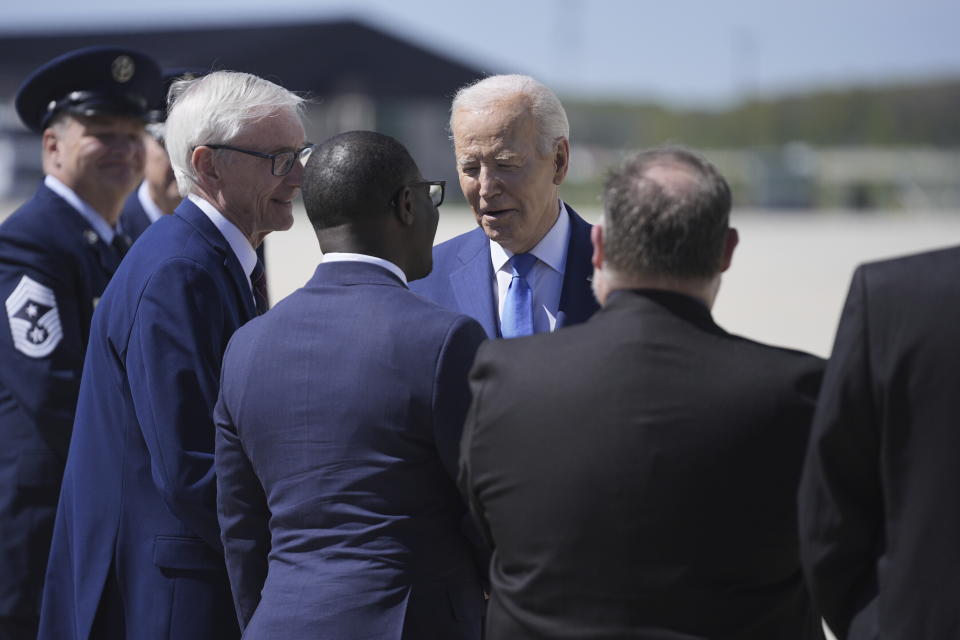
[478,166,500,199]
[285,159,304,187]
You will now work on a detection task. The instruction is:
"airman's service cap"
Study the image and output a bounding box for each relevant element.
[15,46,163,133]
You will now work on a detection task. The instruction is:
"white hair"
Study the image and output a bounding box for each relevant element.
[450,74,569,156]
[165,71,306,196]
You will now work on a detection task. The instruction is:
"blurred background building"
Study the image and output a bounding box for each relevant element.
[0,19,488,200]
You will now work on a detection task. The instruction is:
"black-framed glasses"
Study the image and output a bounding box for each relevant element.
[392,180,446,208]
[202,143,315,176]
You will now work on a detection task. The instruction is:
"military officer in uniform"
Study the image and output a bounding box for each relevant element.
[0,46,161,639]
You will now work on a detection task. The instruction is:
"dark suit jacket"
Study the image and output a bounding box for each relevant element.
[214,260,487,639]
[119,186,153,242]
[409,204,599,337]
[0,183,123,623]
[799,246,960,640]
[461,289,826,640]
[38,198,250,640]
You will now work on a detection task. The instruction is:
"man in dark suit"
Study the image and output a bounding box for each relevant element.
[799,247,960,639]
[460,147,826,639]
[0,46,161,639]
[410,74,598,338]
[39,70,310,639]
[214,131,487,639]
[118,123,180,241]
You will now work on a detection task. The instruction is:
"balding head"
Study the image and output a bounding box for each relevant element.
[603,147,732,281]
[593,147,737,307]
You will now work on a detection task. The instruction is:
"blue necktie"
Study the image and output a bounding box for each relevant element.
[501,253,537,338]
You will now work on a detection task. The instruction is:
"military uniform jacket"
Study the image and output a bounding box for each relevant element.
[0,182,123,618]
[38,198,251,640]
[409,204,599,338]
[118,186,152,243]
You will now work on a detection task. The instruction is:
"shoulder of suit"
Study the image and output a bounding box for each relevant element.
[721,331,826,371]
[432,226,487,258]
[849,244,960,305]
[860,244,960,278]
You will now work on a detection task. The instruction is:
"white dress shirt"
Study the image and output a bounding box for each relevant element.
[322,252,408,285]
[490,200,571,334]
[45,175,117,244]
[187,194,258,298]
[137,181,166,224]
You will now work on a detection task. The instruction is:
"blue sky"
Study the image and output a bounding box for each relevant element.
[3,0,959,106]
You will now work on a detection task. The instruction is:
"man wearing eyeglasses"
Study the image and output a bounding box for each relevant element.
[213,130,487,639]
[410,74,599,339]
[39,71,308,640]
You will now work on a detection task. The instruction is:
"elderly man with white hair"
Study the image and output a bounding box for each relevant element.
[39,71,309,640]
[411,74,599,338]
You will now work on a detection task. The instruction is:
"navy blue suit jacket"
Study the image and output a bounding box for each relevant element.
[118,187,152,242]
[39,199,250,640]
[409,204,599,337]
[215,261,487,639]
[0,183,123,621]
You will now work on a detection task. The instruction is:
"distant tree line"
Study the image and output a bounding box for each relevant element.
[564,78,960,149]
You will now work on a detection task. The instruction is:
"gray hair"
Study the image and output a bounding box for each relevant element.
[450,74,569,156]
[165,71,306,196]
[602,146,732,280]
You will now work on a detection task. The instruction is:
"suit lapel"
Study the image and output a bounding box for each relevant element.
[175,199,256,321]
[557,205,599,328]
[450,228,499,338]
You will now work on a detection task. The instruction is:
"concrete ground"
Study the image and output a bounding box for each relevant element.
[265,206,960,358]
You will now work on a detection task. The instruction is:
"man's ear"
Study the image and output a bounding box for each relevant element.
[42,128,60,166]
[394,186,415,226]
[720,227,739,273]
[591,223,604,271]
[552,138,570,186]
[192,146,219,187]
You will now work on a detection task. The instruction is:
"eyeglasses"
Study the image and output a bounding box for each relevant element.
[202,143,315,176]
[392,180,446,208]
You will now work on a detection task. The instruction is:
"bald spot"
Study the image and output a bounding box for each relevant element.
[642,162,701,198]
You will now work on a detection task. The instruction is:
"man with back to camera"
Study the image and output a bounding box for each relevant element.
[459,147,827,639]
[799,244,960,639]
[39,70,309,639]
[410,74,599,338]
[214,131,488,638]
[0,46,161,639]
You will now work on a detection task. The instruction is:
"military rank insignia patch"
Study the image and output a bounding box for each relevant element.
[5,275,63,358]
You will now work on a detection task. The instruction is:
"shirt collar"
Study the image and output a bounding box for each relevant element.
[187,193,258,280]
[44,174,115,243]
[321,252,408,285]
[490,200,571,274]
[137,180,166,224]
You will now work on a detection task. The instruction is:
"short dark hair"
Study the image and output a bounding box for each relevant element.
[302,130,417,230]
[602,146,732,280]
